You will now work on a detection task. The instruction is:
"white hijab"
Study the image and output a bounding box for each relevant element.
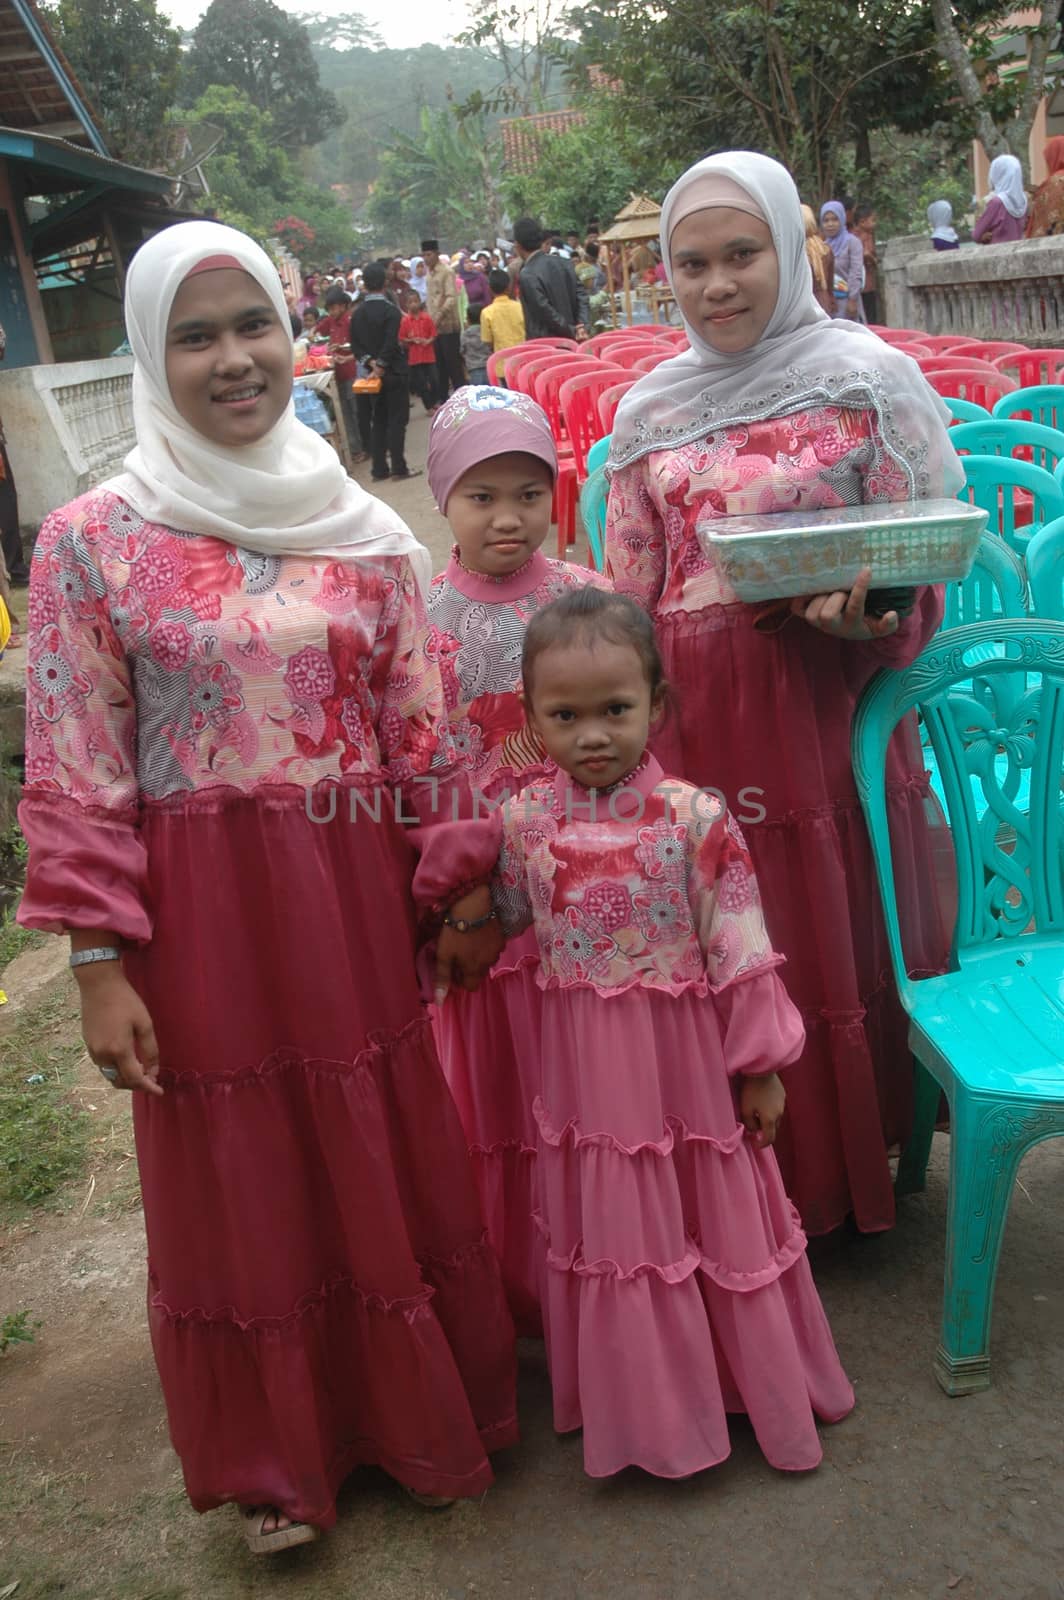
[105,220,431,590]
[928,200,959,243]
[607,151,963,501]
[987,153,1028,219]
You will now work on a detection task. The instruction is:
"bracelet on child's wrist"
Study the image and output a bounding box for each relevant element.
[442,909,497,934]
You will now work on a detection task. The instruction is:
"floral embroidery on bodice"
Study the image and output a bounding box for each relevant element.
[427,550,606,795]
[605,407,911,615]
[25,491,446,807]
[492,761,779,997]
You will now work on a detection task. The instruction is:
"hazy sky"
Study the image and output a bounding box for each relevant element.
[159,0,470,51]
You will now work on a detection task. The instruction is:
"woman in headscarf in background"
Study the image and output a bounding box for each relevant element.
[456,252,492,311]
[927,199,961,250]
[17,220,516,1555]
[1026,136,1064,237]
[409,255,430,304]
[801,201,835,312]
[974,153,1028,243]
[819,199,864,319]
[605,151,961,1245]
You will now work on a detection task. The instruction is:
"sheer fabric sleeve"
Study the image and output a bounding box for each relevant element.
[604,459,667,611]
[17,508,152,942]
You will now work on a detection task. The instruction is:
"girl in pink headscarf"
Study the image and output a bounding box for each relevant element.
[425,385,607,1334]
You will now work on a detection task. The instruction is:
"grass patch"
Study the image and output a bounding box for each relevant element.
[0,988,88,1215]
[0,908,43,971]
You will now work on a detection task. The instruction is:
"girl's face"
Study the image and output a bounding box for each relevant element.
[165,268,291,448]
[525,638,661,789]
[669,207,780,354]
[822,212,841,239]
[446,451,553,577]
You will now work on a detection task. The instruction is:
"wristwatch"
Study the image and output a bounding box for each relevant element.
[69,946,121,969]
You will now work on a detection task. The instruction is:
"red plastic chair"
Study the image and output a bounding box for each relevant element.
[874,328,929,344]
[917,355,1003,377]
[533,359,620,444]
[598,342,668,371]
[632,351,674,373]
[941,339,1028,362]
[485,337,580,385]
[894,342,933,358]
[597,379,637,432]
[584,328,655,355]
[509,348,593,398]
[927,368,1019,411]
[918,334,983,353]
[993,349,1064,387]
[558,369,630,480]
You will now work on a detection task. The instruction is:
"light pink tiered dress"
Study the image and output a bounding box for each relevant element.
[493,756,855,1478]
[606,409,954,1238]
[18,492,517,1525]
[427,547,604,1334]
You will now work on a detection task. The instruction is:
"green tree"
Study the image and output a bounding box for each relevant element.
[41,0,181,164]
[183,0,344,148]
[930,1,1063,174]
[188,86,353,260]
[366,107,503,245]
[502,99,673,229]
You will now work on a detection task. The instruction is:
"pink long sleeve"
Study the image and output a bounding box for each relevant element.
[18,509,152,942]
[604,460,667,610]
[714,967,806,1077]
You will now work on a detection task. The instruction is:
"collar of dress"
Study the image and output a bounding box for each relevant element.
[444,547,552,602]
[549,753,665,815]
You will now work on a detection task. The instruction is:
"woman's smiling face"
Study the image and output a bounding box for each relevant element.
[669,207,780,354]
[164,267,292,447]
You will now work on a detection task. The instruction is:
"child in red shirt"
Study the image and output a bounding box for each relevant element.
[399,291,439,414]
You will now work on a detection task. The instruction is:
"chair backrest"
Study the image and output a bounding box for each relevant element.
[486,338,578,385]
[921,334,983,353]
[584,328,657,355]
[992,349,1064,388]
[1026,515,1064,619]
[944,397,992,425]
[993,383,1064,431]
[894,342,933,357]
[918,355,1003,376]
[959,454,1064,554]
[587,434,611,474]
[533,357,608,439]
[929,368,1018,410]
[942,339,1028,361]
[942,531,1028,629]
[949,417,1064,474]
[874,328,927,343]
[597,380,636,432]
[852,620,1064,1007]
[513,348,593,399]
[632,351,673,373]
[559,370,627,478]
[579,465,608,571]
[593,342,660,370]
[501,346,560,392]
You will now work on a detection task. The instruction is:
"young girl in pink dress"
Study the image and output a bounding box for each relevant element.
[18,223,515,1553]
[484,586,854,1477]
[605,152,963,1239]
[426,385,605,1332]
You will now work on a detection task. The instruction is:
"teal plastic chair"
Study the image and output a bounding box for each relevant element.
[587,434,611,474]
[579,467,608,571]
[942,531,1028,631]
[944,397,991,425]
[959,455,1064,556]
[852,620,1064,1396]
[950,417,1064,476]
[993,383,1064,431]
[1027,516,1064,619]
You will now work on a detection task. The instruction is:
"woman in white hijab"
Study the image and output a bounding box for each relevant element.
[17,221,515,1553]
[605,151,961,1246]
[409,255,430,304]
[974,152,1029,244]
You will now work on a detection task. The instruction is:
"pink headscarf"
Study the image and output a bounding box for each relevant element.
[427,385,557,514]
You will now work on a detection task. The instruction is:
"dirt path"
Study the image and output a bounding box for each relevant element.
[2,419,1063,1598]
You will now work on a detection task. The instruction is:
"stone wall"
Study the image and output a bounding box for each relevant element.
[0,357,134,534]
[880,235,1064,344]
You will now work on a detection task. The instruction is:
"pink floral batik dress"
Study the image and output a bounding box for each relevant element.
[491,756,855,1478]
[427,547,604,1334]
[606,409,954,1238]
[18,492,517,1526]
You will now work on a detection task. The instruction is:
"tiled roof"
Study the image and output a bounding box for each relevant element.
[500,108,587,173]
[0,0,107,151]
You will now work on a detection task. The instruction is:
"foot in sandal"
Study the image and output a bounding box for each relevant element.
[241,1504,320,1554]
[403,1487,456,1510]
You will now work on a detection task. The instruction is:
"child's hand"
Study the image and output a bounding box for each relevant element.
[434,886,504,1003]
[739,1071,785,1149]
[789,567,900,640]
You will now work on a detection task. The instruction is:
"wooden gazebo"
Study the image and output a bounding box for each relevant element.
[599,194,663,327]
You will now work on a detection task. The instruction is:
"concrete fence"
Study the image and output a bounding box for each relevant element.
[881,234,1064,344]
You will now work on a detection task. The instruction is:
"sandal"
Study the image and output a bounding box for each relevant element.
[241,1505,320,1554]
